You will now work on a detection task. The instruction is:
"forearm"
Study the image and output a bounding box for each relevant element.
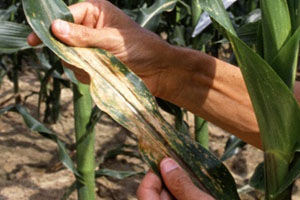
[157,46,262,148]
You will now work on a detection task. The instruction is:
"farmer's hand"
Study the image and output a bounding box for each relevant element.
[27,0,172,96]
[137,158,215,200]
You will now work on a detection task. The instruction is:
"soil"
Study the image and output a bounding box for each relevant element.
[0,65,299,200]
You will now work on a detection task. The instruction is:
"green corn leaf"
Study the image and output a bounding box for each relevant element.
[137,0,177,29]
[275,153,300,196]
[249,162,265,191]
[22,0,240,198]
[61,181,77,200]
[197,0,300,198]
[0,105,17,114]
[260,0,294,88]
[0,105,81,178]
[260,0,291,64]
[288,0,300,32]
[220,136,246,161]
[0,21,32,54]
[0,5,17,21]
[95,169,144,179]
[194,116,209,149]
[270,26,300,90]
[191,0,202,27]
[236,21,260,45]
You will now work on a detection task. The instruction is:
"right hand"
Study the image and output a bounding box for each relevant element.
[27,0,173,96]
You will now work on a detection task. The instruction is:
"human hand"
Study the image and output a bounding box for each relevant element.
[137,158,215,200]
[27,0,173,95]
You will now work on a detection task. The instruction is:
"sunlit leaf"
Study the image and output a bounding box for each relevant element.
[137,0,177,29]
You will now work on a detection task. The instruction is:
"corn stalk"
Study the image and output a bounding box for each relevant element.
[191,0,209,149]
[70,0,96,198]
[73,83,95,200]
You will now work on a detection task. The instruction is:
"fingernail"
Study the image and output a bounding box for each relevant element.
[161,158,179,173]
[54,20,70,36]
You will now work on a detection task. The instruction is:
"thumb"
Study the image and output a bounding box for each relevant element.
[51,19,121,50]
[160,158,215,200]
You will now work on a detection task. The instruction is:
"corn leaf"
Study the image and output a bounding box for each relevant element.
[137,0,177,29]
[276,153,300,196]
[236,21,259,45]
[288,0,300,32]
[220,136,246,161]
[197,0,300,197]
[0,21,32,54]
[0,5,17,21]
[270,27,300,89]
[249,162,265,191]
[260,0,291,64]
[95,169,144,179]
[0,105,80,178]
[22,0,240,199]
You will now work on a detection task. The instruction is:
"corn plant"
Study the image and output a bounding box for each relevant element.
[2,0,300,199]
[22,0,241,199]
[195,0,300,199]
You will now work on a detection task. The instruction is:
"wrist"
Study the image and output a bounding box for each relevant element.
[155,45,202,101]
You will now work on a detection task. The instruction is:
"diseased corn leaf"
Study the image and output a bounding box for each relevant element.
[23,0,240,199]
[0,21,32,54]
[197,0,300,197]
[137,0,177,29]
[0,105,81,178]
[260,0,291,64]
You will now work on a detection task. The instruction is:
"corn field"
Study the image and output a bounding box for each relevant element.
[0,0,300,199]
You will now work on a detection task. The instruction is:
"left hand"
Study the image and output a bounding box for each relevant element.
[137,158,215,200]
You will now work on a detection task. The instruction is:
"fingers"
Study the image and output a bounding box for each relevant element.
[27,32,42,46]
[68,1,100,27]
[160,189,174,200]
[137,170,162,200]
[160,158,215,200]
[51,19,121,50]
